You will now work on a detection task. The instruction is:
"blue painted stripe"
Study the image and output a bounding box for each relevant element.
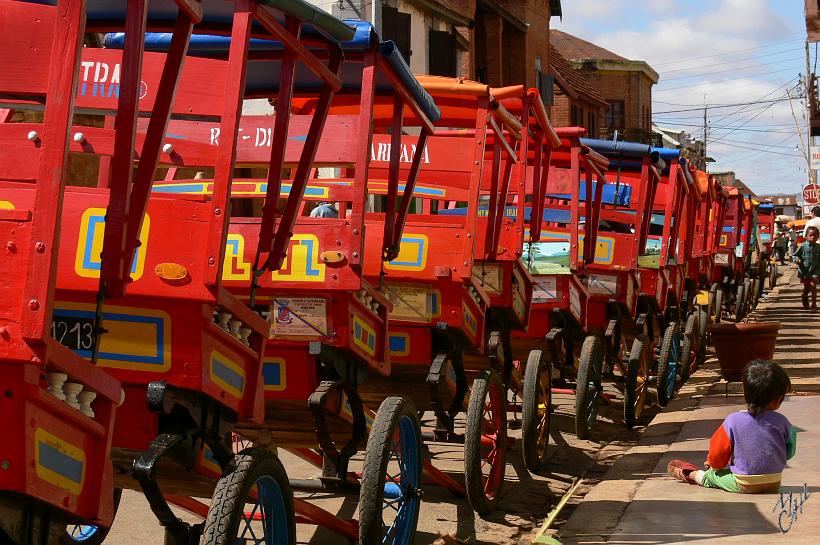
[263,360,282,386]
[389,335,406,352]
[39,441,83,484]
[212,358,245,392]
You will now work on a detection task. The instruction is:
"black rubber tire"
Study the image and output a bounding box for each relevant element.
[656,322,680,407]
[753,277,763,308]
[624,337,649,429]
[696,306,709,368]
[61,489,122,545]
[680,312,700,383]
[464,369,507,517]
[202,448,295,545]
[359,396,422,545]
[521,350,552,473]
[769,264,778,290]
[575,335,603,440]
[712,285,723,324]
[735,283,747,322]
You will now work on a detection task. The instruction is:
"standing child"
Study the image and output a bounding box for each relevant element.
[667,360,795,494]
[794,225,820,310]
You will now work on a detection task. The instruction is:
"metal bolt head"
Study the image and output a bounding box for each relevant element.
[162,143,174,154]
[352,252,359,258]
[72,132,84,143]
[1,460,9,470]
[34,241,45,253]
[208,256,216,265]
[28,299,39,311]
[5,241,15,251]
[27,131,39,142]
[214,208,222,216]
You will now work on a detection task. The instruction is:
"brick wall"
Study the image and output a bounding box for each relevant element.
[583,70,654,131]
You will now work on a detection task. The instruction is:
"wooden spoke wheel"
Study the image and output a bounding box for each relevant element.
[521,349,552,473]
[624,337,650,429]
[464,369,508,516]
[202,448,295,545]
[574,335,603,440]
[656,321,681,406]
[359,397,423,545]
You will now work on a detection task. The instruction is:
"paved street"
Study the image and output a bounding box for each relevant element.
[554,265,820,544]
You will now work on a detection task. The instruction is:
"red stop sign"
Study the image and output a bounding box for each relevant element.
[804,184,820,204]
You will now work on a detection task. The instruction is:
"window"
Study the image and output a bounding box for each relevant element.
[382,5,411,63]
[428,30,457,76]
[606,100,625,129]
[571,104,584,127]
[534,55,554,105]
[587,111,597,137]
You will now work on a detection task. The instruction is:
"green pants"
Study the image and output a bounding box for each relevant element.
[700,469,741,493]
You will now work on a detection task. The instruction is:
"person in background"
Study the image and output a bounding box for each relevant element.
[794,225,820,310]
[309,202,339,218]
[667,360,795,494]
[788,227,798,257]
[774,228,789,266]
[802,206,820,237]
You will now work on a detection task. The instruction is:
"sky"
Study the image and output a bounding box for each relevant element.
[553,0,810,197]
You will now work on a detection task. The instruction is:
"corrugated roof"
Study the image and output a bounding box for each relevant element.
[549,45,608,107]
[551,29,627,61]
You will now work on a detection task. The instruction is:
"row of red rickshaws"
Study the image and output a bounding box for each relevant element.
[0,2,778,544]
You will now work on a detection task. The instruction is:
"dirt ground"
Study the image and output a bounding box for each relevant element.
[106,378,661,545]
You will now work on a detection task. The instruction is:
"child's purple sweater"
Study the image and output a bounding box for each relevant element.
[708,410,796,475]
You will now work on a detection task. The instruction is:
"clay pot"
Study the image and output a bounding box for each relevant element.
[707,321,781,382]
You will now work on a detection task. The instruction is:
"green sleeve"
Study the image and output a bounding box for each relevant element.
[786,426,797,460]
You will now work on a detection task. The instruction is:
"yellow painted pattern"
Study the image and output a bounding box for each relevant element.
[223,233,252,281]
[271,234,326,283]
[34,428,85,495]
[74,208,149,280]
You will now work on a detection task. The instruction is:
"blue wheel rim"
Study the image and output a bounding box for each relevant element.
[67,525,99,542]
[381,414,421,545]
[665,331,681,399]
[239,475,289,544]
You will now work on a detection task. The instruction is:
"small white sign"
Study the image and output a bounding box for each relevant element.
[811,147,820,170]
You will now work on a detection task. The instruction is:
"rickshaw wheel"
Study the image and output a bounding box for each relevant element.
[624,337,649,429]
[202,448,295,545]
[695,307,709,368]
[753,277,763,308]
[359,396,422,545]
[768,264,778,290]
[735,282,747,322]
[710,283,722,324]
[521,349,552,473]
[464,369,508,516]
[61,489,122,545]
[680,312,700,383]
[656,321,681,406]
[575,336,603,440]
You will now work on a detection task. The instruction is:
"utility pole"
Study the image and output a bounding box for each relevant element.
[806,39,817,190]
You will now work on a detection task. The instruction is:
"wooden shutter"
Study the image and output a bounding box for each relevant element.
[382,5,411,63]
[428,30,456,76]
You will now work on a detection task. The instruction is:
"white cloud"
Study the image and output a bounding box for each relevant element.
[552,0,806,194]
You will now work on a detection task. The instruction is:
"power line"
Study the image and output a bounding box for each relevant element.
[707,136,799,149]
[659,47,804,74]
[652,38,804,67]
[661,60,804,83]
[710,133,799,165]
[654,96,802,114]
[655,66,802,92]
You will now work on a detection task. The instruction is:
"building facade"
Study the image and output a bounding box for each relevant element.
[551,30,658,143]
[316,0,562,98]
[549,46,607,137]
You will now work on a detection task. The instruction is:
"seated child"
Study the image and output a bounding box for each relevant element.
[667,360,795,493]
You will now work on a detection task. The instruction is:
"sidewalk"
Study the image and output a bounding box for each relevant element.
[556,265,820,544]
